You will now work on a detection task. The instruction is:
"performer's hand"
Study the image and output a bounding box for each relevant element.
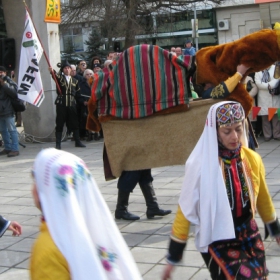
[162,263,174,280]
[237,64,250,76]
[276,236,280,245]
[8,221,22,236]
[84,101,88,106]
[48,67,53,73]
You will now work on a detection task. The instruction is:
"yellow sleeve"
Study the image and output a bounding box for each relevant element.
[224,72,243,93]
[243,148,276,223]
[171,205,191,242]
[30,223,70,280]
[255,155,276,223]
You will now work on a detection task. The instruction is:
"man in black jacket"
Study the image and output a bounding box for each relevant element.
[0,215,22,237]
[0,66,20,157]
[49,61,86,149]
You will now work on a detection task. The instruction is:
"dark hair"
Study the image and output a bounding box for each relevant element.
[77,60,86,66]
[0,66,6,72]
[91,56,102,69]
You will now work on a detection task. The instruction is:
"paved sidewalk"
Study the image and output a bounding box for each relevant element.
[0,133,279,280]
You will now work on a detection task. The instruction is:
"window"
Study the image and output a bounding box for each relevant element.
[62,28,84,52]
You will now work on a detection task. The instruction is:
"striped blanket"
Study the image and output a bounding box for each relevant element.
[91,44,196,119]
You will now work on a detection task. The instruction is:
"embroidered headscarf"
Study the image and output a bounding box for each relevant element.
[32,148,142,280]
[179,101,247,252]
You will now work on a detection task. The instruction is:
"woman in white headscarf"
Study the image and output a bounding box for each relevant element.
[29,148,142,280]
[162,101,280,280]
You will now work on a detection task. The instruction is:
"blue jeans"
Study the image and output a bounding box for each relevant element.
[0,116,19,151]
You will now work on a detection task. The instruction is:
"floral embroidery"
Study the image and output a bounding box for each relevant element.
[58,165,73,175]
[55,162,90,195]
[55,176,69,196]
[97,246,117,272]
[210,84,225,98]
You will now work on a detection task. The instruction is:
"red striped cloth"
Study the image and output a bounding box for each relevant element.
[91,44,196,119]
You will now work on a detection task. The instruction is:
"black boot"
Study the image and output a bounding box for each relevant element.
[73,130,86,148]
[94,132,100,141]
[55,132,62,150]
[86,131,93,142]
[140,183,172,219]
[115,190,140,220]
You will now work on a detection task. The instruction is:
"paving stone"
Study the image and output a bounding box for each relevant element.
[0,138,279,279]
[0,269,29,280]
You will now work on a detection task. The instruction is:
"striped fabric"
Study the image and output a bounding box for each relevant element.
[91,44,196,119]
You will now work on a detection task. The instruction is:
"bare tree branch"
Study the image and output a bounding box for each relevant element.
[61,0,224,49]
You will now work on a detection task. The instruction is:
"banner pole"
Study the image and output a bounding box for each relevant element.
[22,0,62,95]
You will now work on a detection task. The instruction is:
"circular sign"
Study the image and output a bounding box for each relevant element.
[26,32,32,39]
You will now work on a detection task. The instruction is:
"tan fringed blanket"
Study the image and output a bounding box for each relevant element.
[102,98,217,179]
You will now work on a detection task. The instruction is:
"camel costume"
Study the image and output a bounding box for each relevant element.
[87,25,280,179]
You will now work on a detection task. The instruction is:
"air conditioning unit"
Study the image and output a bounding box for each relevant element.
[218,20,230,31]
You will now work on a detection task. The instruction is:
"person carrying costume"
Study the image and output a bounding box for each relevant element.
[49,61,86,150]
[200,64,258,150]
[115,169,172,220]
[29,148,142,280]
[162,101,280,280]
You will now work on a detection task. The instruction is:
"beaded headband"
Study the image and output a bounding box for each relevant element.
[216,103,244,127]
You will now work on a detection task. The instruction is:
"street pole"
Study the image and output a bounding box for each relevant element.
[193,5,199,51]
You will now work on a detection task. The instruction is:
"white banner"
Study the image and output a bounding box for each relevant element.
[17,10,44,107]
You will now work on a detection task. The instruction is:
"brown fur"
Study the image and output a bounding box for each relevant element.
[86,98,101,132]
[196,29,280,115]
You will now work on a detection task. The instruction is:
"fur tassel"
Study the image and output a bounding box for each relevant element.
[196,29,280,115]
[86,98,102,132]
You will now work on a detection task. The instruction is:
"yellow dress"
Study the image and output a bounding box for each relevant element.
[29,221,70,280]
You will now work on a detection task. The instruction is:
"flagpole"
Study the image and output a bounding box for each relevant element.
[22,0,62,95]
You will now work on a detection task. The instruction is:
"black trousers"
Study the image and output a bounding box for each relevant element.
[56,105,79,133]
[117,169,153,193]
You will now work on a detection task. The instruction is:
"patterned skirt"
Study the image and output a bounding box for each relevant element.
[201,216,268,280]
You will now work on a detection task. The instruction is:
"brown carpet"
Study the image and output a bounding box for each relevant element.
[102,98,217,178]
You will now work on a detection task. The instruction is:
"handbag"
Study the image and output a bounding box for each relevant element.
[11,97,26,112]
[268,81,280,96]
[246,80,253,92]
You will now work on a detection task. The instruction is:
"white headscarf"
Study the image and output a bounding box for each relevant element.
[33,148,142,280]
[179,101,248,253]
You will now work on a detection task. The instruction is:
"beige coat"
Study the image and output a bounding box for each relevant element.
[255,65,280,116]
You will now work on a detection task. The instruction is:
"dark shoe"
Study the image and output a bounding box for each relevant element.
[86,133,93,142]
[0,149,11,155]
[16,124,21,127]
[274,138,280,141]
[99,129,104,139]
[140,182,172,219]
[73,130,86,148]
[115,190,140,220]
[94,133,100,141]
[55,132,62,150]
[115,210,140,220]
[7,151,19,157]
[75,141,86,148]
[146,208,172,219]
[264,137,272,141]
